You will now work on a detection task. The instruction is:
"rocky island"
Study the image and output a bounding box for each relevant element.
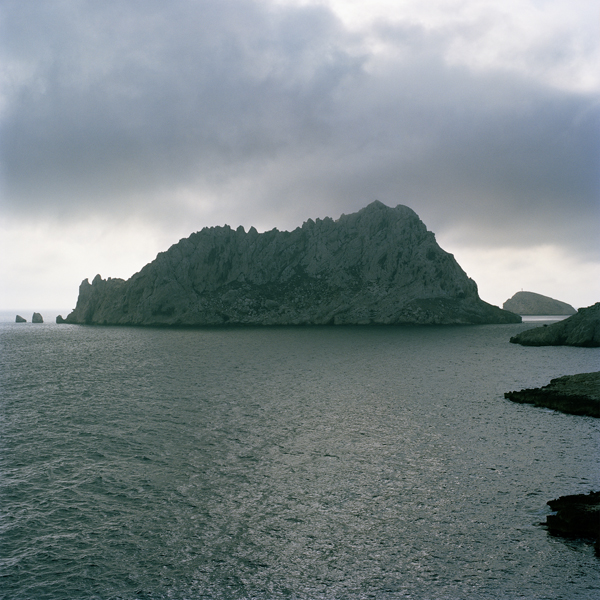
[505,372,600,417]
[510,302,600,347]
[503,291,576,315]
[60,201,520,327]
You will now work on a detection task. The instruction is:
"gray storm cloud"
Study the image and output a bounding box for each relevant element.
[1,0,598,258]
[1,0,357,204]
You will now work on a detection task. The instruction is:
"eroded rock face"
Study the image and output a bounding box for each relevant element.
[503,291,576,315]
[32,312,43,323]
[15,315,26,323]
[510,303,600,347]
[63,201,520,326]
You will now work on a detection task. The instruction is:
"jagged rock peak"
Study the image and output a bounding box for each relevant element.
[503,291,576,315]
[62,201,520,327]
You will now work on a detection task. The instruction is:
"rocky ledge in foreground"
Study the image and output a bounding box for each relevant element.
[545,491,600,554]
[504,372,600,417]
[60,201,520,327]
[510,302,600,347]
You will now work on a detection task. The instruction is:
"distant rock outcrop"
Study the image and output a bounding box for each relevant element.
[510,303,600,347]
[62,201,520,327]
[504,372,600,417]
[503,291,576,315]
[32,312,43,323]
[56,315,67,324]
[15,315,26,323]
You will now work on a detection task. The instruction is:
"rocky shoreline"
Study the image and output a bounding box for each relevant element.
[504,372,600,418]
[545,492,600,554]
[503,291,576,315]
[505,372,600,553]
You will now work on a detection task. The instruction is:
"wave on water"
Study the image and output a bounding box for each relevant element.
[1,322,599,599]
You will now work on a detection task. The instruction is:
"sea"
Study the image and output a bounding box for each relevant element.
[1,317,599,600]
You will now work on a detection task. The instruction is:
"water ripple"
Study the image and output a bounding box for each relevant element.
[1,323,599,599]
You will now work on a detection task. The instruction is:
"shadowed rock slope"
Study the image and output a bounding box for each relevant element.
[510,303,600,347]
[61,201,520,326]
[503,291,576,315]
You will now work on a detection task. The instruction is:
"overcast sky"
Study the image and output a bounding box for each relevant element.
[1,0,598,315]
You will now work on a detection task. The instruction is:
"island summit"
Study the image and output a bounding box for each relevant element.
[59,201,520,326]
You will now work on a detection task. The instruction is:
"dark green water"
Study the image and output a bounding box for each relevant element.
[1,322,599,599]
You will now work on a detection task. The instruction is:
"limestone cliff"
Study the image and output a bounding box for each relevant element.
[62,201,520,326]
[510,302,600,347]
[503,291,576,315]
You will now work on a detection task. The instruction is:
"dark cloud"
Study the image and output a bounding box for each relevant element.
[1,0,598,259]
[1,0,359,211]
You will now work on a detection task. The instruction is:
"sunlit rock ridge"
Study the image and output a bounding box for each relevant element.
[62,201,520,326]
